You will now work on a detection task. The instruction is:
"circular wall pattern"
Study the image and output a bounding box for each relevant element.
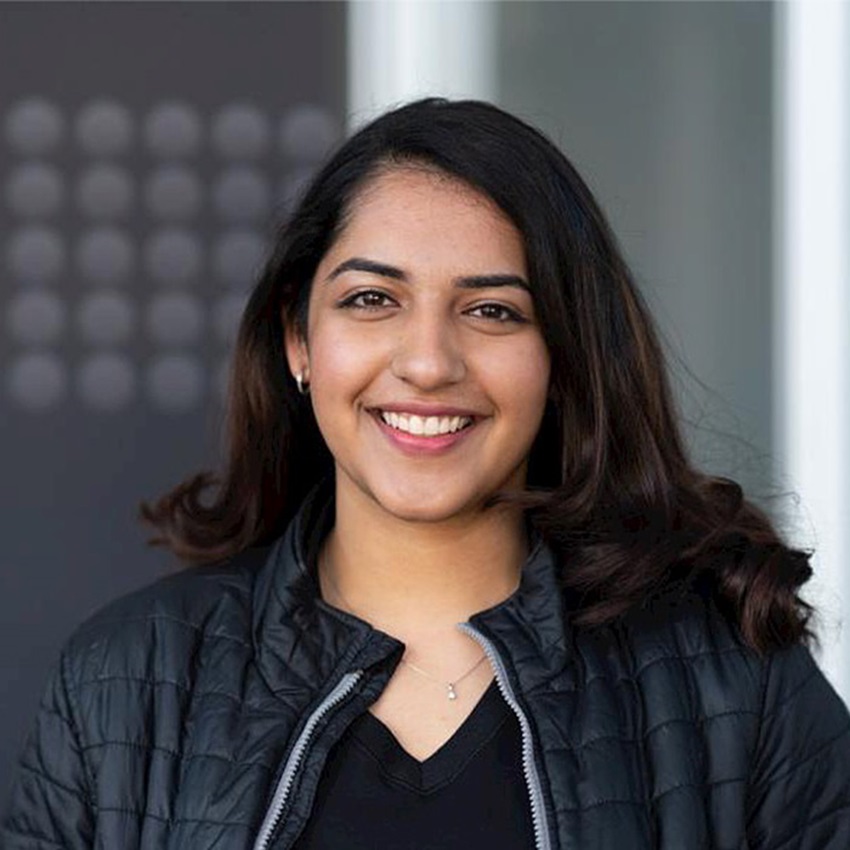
[279,166,315,213]
[212,229,265,286]
[4,98,64,155]
[214,357,232,403]
[146,293,203,346]
[212,167,270,222]
[146,354,204,412]
[76,228,135,284]
[145,167,202,220]
[2,96,339,416]
[212,292,248,346]
[144,102,202,158]
[76,165,134,219]
[144,228,202,285]
[7,290,66,345]
[6,227,66,283]
[75,100,134,156]
[7,353,67,410]
[76,291,135,345]
[212,103,270,159]
[76,353,136,411]
[5,164,65,218]
[279,103,338,163]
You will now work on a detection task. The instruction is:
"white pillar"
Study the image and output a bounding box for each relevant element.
[347,0,497,130]
[775,0,850,696]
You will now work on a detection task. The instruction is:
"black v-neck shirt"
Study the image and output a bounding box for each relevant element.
[292,680,536,849]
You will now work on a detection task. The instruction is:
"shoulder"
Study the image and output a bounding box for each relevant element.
[611,583,849,728]
[61,542,275,689]
[614,583,758,668]
[603,586,766,716]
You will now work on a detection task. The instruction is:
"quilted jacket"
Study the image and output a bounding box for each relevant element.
[4,487,850,850]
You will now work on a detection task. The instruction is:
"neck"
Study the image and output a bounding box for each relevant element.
[319,481,527,642]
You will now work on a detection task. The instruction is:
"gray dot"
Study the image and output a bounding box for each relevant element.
[214,357,232,403]
[76,291,135,345]
[146,293,203,346]
[280,104,338,163]
[145,103,202,157]
[76,354,136,411]
[213,167,270,222]
[213,230,265,285]
[279,167,315,213]
[76,228,135,284]
[212,104,270,159]
[5,98,64,155]
[7,290,66,344]
[6,227,66,282]
[212,291,248,346]
[76,165,134,219]
[144,228,202,285]
[146,355,204,412]
[75,101,134,156]
[145,166,202,220]
[5,164,65,217]
[7,353,67,410]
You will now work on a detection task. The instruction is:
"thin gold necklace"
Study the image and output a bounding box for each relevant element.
[318,553,490,701]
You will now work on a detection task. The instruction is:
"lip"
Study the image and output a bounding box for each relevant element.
[369,401,483,418]
[369,409,479,456]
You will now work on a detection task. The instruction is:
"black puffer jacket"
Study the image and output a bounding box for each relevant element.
[4,490,850,849]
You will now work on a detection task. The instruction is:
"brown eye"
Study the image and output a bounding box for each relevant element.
[465,302,526,323]
[337,289,397,310]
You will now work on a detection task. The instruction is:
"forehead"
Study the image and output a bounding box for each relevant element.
[322,166,527,273]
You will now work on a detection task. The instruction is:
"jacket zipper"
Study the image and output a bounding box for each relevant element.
[458,623,553,850]
[252,670,364,850]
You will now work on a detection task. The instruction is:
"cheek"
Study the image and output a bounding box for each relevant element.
[477,340,550,426]
[306,320,385,420]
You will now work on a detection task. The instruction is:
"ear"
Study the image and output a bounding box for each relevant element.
[283,317,309,383]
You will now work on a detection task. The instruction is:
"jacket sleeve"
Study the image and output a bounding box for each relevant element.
[1,649,95,849]
[746,641,850,849]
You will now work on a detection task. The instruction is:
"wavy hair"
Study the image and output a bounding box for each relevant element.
[140,98,813,655]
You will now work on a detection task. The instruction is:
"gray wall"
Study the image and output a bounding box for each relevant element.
[0,1,346,800]
[499,1,776,499]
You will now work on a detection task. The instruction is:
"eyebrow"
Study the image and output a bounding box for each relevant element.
[325,257,531,292]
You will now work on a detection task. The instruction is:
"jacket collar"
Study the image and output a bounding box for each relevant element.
[252,485,571,698]
[469,530,572,691]
[252,483,403,698]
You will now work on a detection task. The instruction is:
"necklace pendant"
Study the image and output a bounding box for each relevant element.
[447,683,458,700]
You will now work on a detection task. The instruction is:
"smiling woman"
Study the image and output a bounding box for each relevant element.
[288,167,550,529]
[4,99,850,850]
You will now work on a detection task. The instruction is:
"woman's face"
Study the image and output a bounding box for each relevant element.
[286,167,551,524]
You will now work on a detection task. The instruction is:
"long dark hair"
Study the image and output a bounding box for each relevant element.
[140,98,813,654]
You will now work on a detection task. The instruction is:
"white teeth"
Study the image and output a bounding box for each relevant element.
[379,410,472,436]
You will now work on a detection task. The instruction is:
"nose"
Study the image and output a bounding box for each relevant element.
[390,310,466,390]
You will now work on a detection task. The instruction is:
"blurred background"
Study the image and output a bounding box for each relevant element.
[1,0,847,797]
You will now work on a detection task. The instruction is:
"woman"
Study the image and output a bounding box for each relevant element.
[4,98,850,849]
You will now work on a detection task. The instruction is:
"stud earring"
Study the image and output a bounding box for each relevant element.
[295,372,310,395]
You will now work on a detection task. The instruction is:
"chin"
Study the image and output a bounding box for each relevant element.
[380,497,472,525]
[337,462,526,525]
[370,482,485,525]
[369,476,512,524]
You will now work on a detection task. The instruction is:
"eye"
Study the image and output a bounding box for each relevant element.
[336,289,397,311]
[465,302,527,323]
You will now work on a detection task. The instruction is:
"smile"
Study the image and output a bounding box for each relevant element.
[378,410,473,436]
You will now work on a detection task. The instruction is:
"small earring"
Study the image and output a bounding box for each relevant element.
[295,372,310,395]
